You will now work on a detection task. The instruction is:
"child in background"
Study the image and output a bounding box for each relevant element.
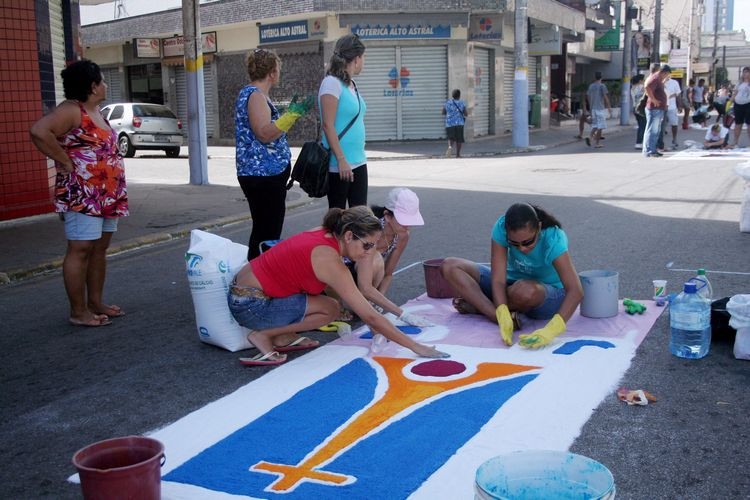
[704,123,731,149]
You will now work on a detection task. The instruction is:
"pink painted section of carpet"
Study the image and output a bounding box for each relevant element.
[333,296,663,349]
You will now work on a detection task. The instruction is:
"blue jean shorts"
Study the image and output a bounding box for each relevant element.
[477,264,566,320]
[63,211,118,240]
[227,288,307,330]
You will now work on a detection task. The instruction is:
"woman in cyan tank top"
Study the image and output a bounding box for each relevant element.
[319,34,368,209]
[229,206,448,366]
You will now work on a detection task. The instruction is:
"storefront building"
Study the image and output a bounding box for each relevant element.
[81,1,585,146]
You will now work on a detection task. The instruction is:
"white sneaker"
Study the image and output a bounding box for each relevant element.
[635,143,642,149]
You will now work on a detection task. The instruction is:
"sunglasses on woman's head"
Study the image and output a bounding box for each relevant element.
[353,233,376,250]
[507,231,538,248]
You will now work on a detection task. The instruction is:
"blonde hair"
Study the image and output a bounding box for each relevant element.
[246,49,280,81]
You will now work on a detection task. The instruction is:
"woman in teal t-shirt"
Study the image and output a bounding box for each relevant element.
[440,203,583,348]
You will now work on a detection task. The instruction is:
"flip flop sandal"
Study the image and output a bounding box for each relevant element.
[275,336,320,353]
[69,317,112,327]
[239,351,286,366]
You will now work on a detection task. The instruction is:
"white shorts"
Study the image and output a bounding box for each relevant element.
[666,109,679,126]
[591,109,607,130]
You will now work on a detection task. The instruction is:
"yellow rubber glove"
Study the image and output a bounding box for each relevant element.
[318,321,350,332]
[495,304,514,346]
[275,110,302,132]
[518,314,566,349]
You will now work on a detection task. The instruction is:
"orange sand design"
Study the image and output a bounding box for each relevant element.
[252,356,539,491]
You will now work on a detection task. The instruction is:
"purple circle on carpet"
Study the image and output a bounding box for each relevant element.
[410,360,466,377]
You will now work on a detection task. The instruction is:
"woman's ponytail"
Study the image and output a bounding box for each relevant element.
[505,203,561,231]
[326,34,365,85]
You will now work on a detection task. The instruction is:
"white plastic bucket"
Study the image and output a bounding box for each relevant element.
[579,270,620,319]
[475,450,615,500]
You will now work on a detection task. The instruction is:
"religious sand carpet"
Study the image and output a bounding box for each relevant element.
[90,296,663,498]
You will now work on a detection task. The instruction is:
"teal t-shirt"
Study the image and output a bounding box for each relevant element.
[491,215,568,288]
[319,77,367,172]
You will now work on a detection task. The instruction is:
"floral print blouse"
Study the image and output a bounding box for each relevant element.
[54,102,128,218]
[235,86,291,177]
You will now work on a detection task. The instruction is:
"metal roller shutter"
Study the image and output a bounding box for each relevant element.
[400,46,447,140]
[356,47,398,141]
[473,48,491,137]
[528,56,539,95]
[176,63,217,137]
[502,52,514,133]
[49,0,65,105]
[101,67,124,106]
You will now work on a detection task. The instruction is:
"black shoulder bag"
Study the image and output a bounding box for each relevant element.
[287,82,362,198]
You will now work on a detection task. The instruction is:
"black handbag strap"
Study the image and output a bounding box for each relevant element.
[451,99,463,115]
[336,80,361,141]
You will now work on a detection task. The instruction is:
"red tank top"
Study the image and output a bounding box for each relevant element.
[251,228,340,298]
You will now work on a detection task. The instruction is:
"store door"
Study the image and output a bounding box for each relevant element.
[128,63,163,104]
[357,45,447,140]
[356,47,398,141]
[101,67,124,106]
[473,48,492,137]
[175,62,217,138]
[502,52,514,133]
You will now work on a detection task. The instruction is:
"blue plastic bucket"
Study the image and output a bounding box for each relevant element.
[475,450,615,500]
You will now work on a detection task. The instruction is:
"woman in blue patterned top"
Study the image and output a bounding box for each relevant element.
[442,89,467,157]
[440,203,583,349]
[235,49,307,259]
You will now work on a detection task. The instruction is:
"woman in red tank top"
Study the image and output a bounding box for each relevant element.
[230,206,448,365]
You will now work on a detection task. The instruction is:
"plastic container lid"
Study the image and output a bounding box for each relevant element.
[697,268,707,275]
[684,282,697,293]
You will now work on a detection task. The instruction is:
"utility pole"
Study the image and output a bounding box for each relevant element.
[687,0,695,83]
[652,0,661,65]
[711,0,720,87]
[512,0,529,148]
[621,0,632,126]
[183,0,209,185]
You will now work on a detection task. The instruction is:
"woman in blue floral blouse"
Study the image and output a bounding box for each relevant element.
[442,89,468,157]
[235,49,306,259]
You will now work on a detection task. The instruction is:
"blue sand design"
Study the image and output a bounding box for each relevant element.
[359,325,421,339]
[553,339,615,355]
[164,359,536,498]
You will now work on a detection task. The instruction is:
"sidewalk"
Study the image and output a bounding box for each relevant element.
[0,118,630,283]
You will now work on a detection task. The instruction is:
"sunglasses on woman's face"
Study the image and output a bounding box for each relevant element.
[507,231,538,248]
[353,233,376,251]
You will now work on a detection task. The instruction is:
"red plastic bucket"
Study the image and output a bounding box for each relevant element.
[72,436,165,500]
[423,258,458,299]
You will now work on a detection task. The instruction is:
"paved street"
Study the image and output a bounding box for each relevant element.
[1,127,749,498]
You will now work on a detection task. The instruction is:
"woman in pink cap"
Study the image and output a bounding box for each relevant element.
[342,188,433,327]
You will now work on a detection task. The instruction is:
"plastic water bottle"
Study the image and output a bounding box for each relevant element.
[669,282,711,359]
[688,268,713,301]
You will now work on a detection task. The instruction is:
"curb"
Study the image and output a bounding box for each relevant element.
[1,197,314,284]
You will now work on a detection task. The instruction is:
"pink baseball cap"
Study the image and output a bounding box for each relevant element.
[384,188,424,226]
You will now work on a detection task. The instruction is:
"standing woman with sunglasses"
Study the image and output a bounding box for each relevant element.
[440,203,583,349]
[319,34,368,209]
[228,206,448,366]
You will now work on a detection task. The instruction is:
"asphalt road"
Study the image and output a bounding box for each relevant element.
[2,129,749,498]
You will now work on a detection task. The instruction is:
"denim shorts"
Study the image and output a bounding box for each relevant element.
[477,264,566,320]
[227,290,307,330]
[63,211,118,240]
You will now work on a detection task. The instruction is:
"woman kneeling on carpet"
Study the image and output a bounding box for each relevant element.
[229,206,449,365]
[343,188,432,328]
[440,203,583,348]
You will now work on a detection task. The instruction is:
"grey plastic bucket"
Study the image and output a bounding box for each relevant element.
[579,270,619,318]
[475,450,616,499]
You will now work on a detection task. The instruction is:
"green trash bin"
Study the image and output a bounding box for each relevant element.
[529,94,542,128]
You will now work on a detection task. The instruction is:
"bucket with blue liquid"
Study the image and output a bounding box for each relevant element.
[475,450,615,499]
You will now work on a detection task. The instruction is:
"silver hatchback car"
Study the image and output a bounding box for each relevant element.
[101,103,184,158]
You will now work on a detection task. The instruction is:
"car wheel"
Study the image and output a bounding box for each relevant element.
[165,147,180,158]
[118,135,135,158]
